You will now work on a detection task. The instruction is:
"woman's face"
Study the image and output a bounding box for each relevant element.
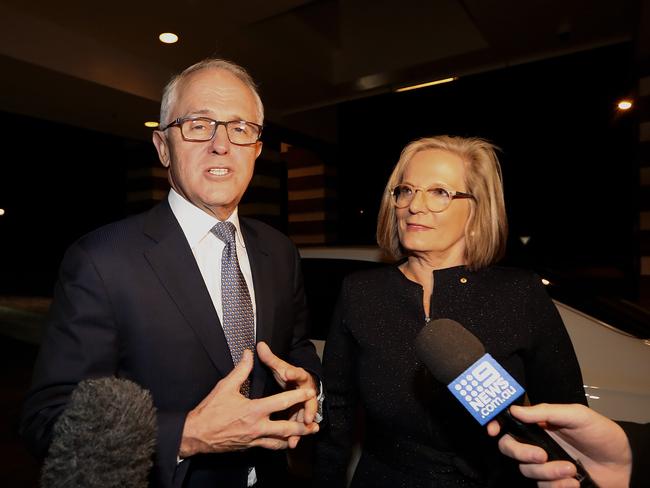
[396,149,472,265]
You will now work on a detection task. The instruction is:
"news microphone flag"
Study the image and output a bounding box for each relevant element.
[448,353,525,426]
[417,319,599,487]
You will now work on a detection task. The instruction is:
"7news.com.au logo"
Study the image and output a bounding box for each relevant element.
[447,354,525,425]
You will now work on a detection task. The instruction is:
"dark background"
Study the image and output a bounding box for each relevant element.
[0,43,639,301]
[0,40,644,487]
[337,43,639,300]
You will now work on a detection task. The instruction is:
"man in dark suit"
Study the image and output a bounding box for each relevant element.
[20,58,322,487]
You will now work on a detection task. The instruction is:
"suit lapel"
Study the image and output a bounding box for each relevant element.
[240,219,275,398]
[142,201,234,377]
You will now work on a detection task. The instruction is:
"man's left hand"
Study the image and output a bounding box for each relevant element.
[257,341,319,448]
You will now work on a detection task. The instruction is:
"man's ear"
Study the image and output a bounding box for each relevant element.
[254,140,263,160]
[152,131,171,168]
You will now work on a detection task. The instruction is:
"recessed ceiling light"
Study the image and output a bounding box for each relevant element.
[159,32,179,44]
[395,77,457,93]
[617,99,632,110]
[144,121,159,128]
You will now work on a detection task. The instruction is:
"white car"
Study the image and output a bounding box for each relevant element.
[299,246,650,423]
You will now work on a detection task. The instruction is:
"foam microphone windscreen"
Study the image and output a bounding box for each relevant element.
[415,318,486,384]
[41,377,157,488]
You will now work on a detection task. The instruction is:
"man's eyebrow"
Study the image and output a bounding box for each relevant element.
[186,109,251,122]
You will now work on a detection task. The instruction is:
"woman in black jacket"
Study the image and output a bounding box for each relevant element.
[315,135,587,487]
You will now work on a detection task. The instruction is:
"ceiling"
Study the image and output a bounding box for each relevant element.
[0,0,640,143]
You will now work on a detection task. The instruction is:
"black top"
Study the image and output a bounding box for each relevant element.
[315,264,586,488]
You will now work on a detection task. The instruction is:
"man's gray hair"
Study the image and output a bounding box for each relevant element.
[159,58,264,126]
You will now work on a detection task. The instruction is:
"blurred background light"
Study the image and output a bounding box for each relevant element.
[617,99,633,110]
[158,32,178,44]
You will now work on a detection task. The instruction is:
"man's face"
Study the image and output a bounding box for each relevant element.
[153,68,262,220]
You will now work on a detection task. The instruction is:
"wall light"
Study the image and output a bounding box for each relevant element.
[0,208,5,216]
[541,278,550,286]
[617,99,632,111]
[144,121,160,128]
[159,32,179,44]
[395,77,457,93]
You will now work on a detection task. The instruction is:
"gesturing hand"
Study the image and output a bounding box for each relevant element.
[256,341,319,448]
[179,349,318,458]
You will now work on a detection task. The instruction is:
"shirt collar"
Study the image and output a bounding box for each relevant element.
[168,189,246,248]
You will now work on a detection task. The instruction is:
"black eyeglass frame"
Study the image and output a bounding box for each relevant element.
[390,184,475,212]
[159,116,263,146]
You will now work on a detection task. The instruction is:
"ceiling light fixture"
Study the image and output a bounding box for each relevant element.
[617,99,632,110]
[144,121,159,128]
[159,32,179,44]
[395,77,457,93]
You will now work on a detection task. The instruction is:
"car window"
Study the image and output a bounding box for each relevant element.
[544,282,650,339]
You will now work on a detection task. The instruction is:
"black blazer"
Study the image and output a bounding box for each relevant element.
[315,264,586,487]
[20,200,321,487]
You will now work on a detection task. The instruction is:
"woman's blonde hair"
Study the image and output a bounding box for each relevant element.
[376,135,507,270]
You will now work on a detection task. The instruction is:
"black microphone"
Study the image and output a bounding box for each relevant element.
[415,318,598,488]
[41,377,157,488]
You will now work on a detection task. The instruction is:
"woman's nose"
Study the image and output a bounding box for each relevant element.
[408,189,428,213]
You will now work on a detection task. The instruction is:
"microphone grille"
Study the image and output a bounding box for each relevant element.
[41,377,157,488]
[415,318,486,384]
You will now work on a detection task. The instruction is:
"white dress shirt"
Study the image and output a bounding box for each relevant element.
[168,189,257,331]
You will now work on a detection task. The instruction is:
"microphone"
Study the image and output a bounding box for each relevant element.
[41,377,157,488]
[415,318,598,488]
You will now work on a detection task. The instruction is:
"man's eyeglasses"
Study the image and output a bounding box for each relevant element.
[390,184,475,212]
[159,116,263,145]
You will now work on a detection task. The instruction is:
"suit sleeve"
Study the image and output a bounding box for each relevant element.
[617,421,650,488]
[20,242,121,459]
[19,241,188,488]
[286,244,322,379]
[522,273,587,405]
[313,279,359,487]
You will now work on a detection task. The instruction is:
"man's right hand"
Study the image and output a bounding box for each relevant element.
[179,349,319,458]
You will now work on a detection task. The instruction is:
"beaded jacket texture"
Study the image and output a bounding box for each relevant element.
[314,264,587,488]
